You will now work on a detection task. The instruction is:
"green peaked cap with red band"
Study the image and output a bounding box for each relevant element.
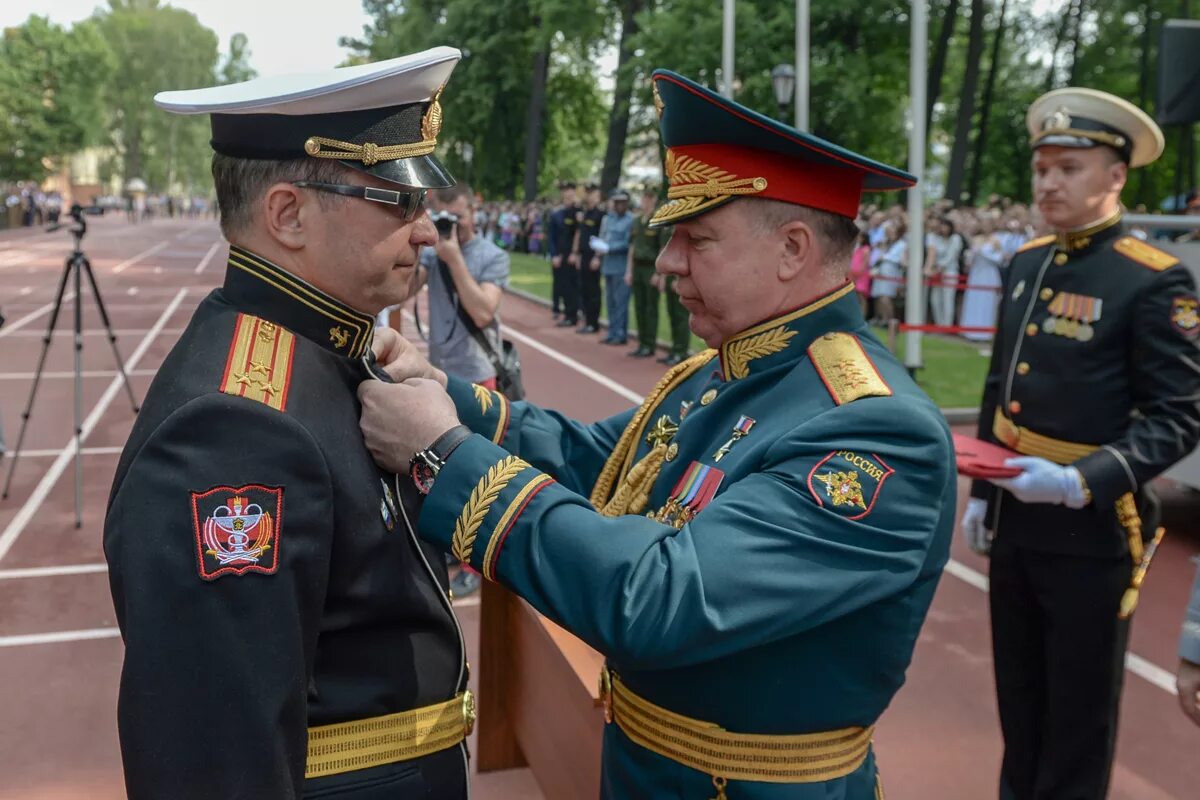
[649,69,915,227]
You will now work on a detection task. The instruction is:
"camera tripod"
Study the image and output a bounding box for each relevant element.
[2,208,139,527]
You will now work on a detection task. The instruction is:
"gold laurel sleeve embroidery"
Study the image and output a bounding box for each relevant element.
[724,328,797,379]
[451,457,530,563]
[473,383,494,415]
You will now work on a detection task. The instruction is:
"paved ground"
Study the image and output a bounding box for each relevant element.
[1,216,1198,799]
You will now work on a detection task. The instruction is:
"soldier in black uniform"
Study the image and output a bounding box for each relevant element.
[577,183,606,334]
[548,181,580,324]
[103,49,474,799]
[962,88,1200,798]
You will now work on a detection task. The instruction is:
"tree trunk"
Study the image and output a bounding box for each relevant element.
[944,0,986,206]
[600,0,642,195]
[522,26,550,202]
[1065,0,1088,85]
[925,0,961,136]
[1043,0,1077,91]
[966,0,1010,205]
[1136,1,1153,205]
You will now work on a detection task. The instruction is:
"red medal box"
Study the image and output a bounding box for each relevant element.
[952,433,1023,479]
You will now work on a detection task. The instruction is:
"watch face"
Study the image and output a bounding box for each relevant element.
[411,460,436,495]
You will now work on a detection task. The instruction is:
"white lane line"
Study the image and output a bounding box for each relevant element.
[2,328,185,338]
[400,309,642,405]
[460,312,1180,697]
[0,293,76,339]
[112,240,168,274]
[0,563,108,580]
[0,370,156,380]
[0,288,188,564]
[3,446,123,458]
[0,628,120,648]
[194,240,224,274]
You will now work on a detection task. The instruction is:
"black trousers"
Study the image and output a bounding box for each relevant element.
[989,535,1130,800]
[558,260,580,322]
[551,258,564,314]
[579,257,602,327]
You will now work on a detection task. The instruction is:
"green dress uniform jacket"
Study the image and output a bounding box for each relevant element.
[416,283,955,799]
[104,246,469,800]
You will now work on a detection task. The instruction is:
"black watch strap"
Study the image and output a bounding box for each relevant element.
[429,424,472,462]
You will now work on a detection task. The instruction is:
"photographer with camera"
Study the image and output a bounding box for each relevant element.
[417,184,510,599]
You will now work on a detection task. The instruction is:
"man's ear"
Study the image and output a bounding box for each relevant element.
[261,182,309,251]
[778,220,816,282]
[1108,160,1128,195]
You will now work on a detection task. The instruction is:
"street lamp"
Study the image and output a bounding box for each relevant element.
[771,64,796,122]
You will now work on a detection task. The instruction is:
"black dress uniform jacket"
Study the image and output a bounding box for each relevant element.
[971,216,1200,554]
[104,246,468,799]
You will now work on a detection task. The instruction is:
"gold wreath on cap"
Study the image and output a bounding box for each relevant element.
[303,84,446,166]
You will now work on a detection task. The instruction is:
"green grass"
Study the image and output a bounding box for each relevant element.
[506,252,988,408]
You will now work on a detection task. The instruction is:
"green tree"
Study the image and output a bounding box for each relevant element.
[0,16,115,182]
[220,32,257,86]
[95,0,219,190]
[344,0,610,199]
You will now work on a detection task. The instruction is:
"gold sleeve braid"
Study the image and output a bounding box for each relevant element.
[589,350,717,512]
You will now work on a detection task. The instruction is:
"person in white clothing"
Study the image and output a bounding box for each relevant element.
[924,217,963,327]
[959,221,1006,341]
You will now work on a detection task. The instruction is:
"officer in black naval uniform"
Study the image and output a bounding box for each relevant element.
[548,181,581,324]
[961,88,1200,798]
[103,48,474,799]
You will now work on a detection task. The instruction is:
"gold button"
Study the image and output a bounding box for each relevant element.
[700,388,718,406]
[1009,400,1022,415]
[1025,323,1038,337]
[666,442,679,461]
[1016,362,1030,376]
[1054,253,1068,265]
[1039,288,1053,301]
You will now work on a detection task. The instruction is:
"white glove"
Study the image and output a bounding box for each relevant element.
[961,497,992,555]
[991,456,1088,508]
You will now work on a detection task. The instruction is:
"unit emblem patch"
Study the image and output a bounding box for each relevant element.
[807,451,894,520]
[191,485,283,580]
[1171,295,1199,338]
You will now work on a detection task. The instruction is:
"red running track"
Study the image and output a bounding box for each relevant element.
[0,217,1198,799]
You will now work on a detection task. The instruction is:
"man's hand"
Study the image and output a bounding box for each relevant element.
[991,456,1086,507]
[567,252,578,267]
[358,379,461,473]
[371,328,447,387]
[433,224,464,266]
[551,255,562,269]
[624,269,633,287]
[590,255,601,271]
[1177,659,1200,727]
[961,497,992,555]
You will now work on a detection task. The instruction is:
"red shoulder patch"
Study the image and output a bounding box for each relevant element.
[191,485,283,580]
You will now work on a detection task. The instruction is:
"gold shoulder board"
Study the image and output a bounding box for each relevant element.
[219,313,297,412]
[1113,236,1179,271]
[1016,234,1055,254]
[808,333,892,406]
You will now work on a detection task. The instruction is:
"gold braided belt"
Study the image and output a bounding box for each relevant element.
[599,667,873,793]
[990,410,1165,619]
[305,691,475,780]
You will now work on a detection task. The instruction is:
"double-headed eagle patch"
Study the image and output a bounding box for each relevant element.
[807,450,894,520]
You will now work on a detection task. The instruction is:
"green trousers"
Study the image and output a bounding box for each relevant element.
[631,262,659,350]
[664,275,690,355]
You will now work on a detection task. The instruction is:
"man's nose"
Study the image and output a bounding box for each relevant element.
[411,209,438,245]
[656,231,686,276]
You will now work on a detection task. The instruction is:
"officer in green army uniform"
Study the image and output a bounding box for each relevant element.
[627,186,667,359]
[961,88,1200,798]
[360,70,956,799]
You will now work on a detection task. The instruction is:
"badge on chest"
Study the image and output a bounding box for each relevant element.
[1042,292,1103,342]
[648,461,725,529]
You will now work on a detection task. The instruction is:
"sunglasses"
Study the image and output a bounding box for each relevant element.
[291,181,427,221]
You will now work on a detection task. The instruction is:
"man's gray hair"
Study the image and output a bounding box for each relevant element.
[743,197,860,270]
[211,153,359,238]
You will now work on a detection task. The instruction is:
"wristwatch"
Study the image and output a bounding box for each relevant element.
[410,425,472,495]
